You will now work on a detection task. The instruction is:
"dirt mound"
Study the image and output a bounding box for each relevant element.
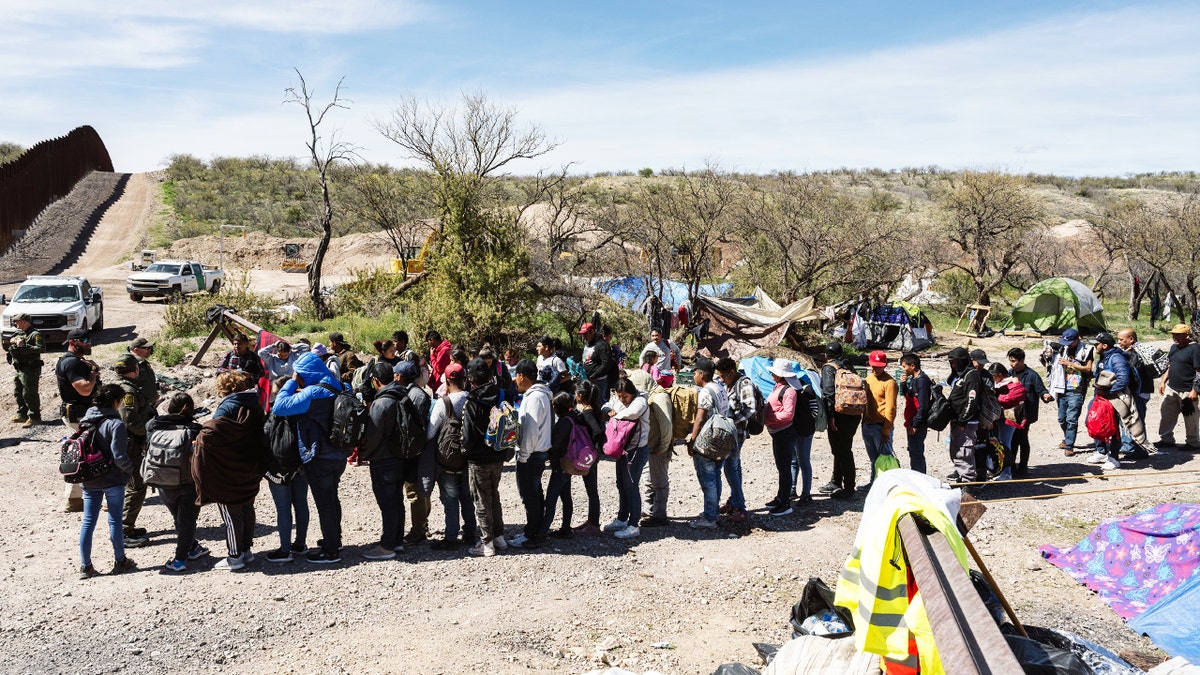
[164,231,398,271]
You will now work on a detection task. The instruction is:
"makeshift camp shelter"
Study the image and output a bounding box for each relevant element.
[694,288,825,361]
[862,300,933,352]
[592,276,732,310]
[1008,277,1108,334]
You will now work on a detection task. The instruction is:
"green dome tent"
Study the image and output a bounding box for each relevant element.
[1008,277,1108,334]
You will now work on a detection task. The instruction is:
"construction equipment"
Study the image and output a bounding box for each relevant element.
[281,243,309,273]
[404,230,437,275]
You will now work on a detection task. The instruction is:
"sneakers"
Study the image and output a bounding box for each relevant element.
[291,542,308,555]
[602,518,628,532]
[549,528,573,539]
[817,482,840,495]
[794,494,814,504]
[508,533,529,548]
[765,497,782,508]
[468,541,496,557]
[831,488,855,500]
[242,551,255,564]
[992,469,1012,482]
[639,516,669,528]
[126,527,147,538]
[726,508,749,523]
[79,564,99,580]
[362,545,397,561]
[10,415,27,424]
[391,544,406,553]
[1154,440,1175,450]
[265,548,294,563]
[163,559,187,573]
[431,538,461,550]
[403,531,428,545]
[1103,457,1121,471]
[1085,452,1108,464]
[718,501,732,515]
[614,525,640,539]
[124,535,149,548]
[213,555,245,571]
[572,523,602,537]
[111,557,137,574]
[21,417,39,428]
[492,535,508,550]
[305,549,342,564]
[688,517,717,529]
[186,543,209,560]
[768,504,793,516]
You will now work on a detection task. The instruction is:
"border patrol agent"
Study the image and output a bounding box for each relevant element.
[6,313,43,427]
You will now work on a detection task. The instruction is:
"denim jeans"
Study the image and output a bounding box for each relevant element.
[304,457,346,554]
[906,426,928,474]
[267,471,310,552]
[159,483,201,562]
[538,468,573,538]
[437,470,477,543]
[792,433,814,497]
[369,457,405,550]
[581,460,600,526]
[692,453,724,522]
[80,485,125,567]
[516,451,549,538]
[721,440,746,510]
[1056,390,1086,447]
[861,423,893,483]
[616,445,649,523]
[593,377,610,406]
[771,425,798,503]
[996,423,1015,453]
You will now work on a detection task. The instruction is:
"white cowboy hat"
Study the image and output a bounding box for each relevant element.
[768,359,802,388]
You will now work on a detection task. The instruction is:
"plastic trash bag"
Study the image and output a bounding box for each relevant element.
[710,664,760,675]
[790,578,855,640]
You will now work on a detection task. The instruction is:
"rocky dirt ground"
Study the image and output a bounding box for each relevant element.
[0,174,1194,674]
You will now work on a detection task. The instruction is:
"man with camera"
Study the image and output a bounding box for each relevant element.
[1042,328,1094,454]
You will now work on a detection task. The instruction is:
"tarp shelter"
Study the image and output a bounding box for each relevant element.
[739,355,820,399]
[1009,277,1108,334]
[862,301,933,352]
[592,276,732,310]
[695,288,825,361]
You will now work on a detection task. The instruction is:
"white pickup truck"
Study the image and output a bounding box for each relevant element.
[126,260,224,302]
[0,275,104,343]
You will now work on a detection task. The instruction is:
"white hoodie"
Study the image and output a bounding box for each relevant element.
[608,393,651,448]
[517,383,553,462]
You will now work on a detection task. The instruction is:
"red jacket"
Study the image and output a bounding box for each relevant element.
[996,377,1028,429]
[429,339,452,389]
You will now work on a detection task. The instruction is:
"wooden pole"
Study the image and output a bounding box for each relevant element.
[963,535,1028,639]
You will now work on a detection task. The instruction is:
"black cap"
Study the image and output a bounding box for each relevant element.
[466,357,490,384]
[969,349,990,366]
[947,346,969,361]
[1092,332,1116,347]
[825,342,844,358]
[66,328,88,341]
[328,332,347,346]
[693,357,716,376]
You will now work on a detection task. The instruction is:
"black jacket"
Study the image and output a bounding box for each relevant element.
[548,412,577,464]
[1012,366,1048,424]
[948,366,985,423]
[462,383,504,464]
[584,339,612,382]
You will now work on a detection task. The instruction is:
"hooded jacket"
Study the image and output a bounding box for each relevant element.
[947,352,984,423]
[462,382,503,464]
[191,403,266,505]
[272,352,342,463]
[1094,347,1132,396]
[516,382,553,461]
[79,406,134,490]
[583,337,612,382]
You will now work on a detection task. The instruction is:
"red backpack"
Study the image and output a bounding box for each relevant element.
[1086,396,1119,441]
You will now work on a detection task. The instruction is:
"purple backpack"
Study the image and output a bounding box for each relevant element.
[562,418,599,475]
[602,417,637,458]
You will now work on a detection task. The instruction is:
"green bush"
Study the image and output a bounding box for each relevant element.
[163,274,287,339]
[328,267,406,316]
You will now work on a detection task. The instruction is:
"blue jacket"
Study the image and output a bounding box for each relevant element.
[1095,347,1131,395]
[79,406,134,490]
[272,352,343,463]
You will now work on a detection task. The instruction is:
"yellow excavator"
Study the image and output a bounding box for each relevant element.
[281,243,309,273]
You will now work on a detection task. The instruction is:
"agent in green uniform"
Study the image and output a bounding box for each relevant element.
[7,313,43,428]
[128,337,158,412]
[115,354,154,547]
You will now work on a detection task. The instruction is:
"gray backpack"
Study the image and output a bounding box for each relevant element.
[143,422,198,488]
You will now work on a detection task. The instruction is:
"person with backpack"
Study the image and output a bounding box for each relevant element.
[272,352,346,564]
[640,374,674,528]
[1088,371,1124,470]
[714,358,755,522]
[1044,328,1095,454]
[428,362,475,550]
[1087,332,1149,463]
[945,347,985,483]
[861,350,898,487]
[572,380,606,536]
[262,408,310,564]
[359,362,421,560]
[534,392,581,540]
[463,359,507,557]
[1116,329,1160,457]
[76,383,138,580]
[388,360,434,547]
[510,359,553,549]
[764,361,801,516]
[1006,348,1050,477]
[144,392,209,572]
[602,376,651,539]
[194,371,268,571]
[818,342,860,500]
[687,358,730,528]
[56,328,100,512]
[580,322,613,403]
[898,353,932,474]
[392,331,420,365]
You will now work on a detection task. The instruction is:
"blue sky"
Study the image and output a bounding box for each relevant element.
[3,1,1197,176]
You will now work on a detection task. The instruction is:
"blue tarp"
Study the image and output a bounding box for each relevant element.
[1129,570,1200,664]
[594,276,733,309]
[739,356,817,399]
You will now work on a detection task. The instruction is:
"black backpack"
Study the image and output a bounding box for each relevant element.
[435,397,466,471]
[60,422,112,483]
[741,376,767,436]
[376,386,427,460]
[317,382,368,452]
[927,384,954,432]
[264,414,301,479]
[793,384,818,437]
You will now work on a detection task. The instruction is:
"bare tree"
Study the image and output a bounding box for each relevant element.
[343,166,435,276]
[285,69,355,319]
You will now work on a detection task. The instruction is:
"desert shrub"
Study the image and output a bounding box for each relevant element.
[163,273,286,338]
[327,267,405,316]
[929,270,978,309]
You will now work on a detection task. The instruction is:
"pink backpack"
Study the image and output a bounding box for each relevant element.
[602,417,637,459]
[563,418,599,475]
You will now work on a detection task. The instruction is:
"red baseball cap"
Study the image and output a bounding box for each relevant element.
[578,322,595,335]
[444,362,465,381]
[867,350,888,367]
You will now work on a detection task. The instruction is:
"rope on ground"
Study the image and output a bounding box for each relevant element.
[955,468,1200,487]
[977,479,1200,503]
